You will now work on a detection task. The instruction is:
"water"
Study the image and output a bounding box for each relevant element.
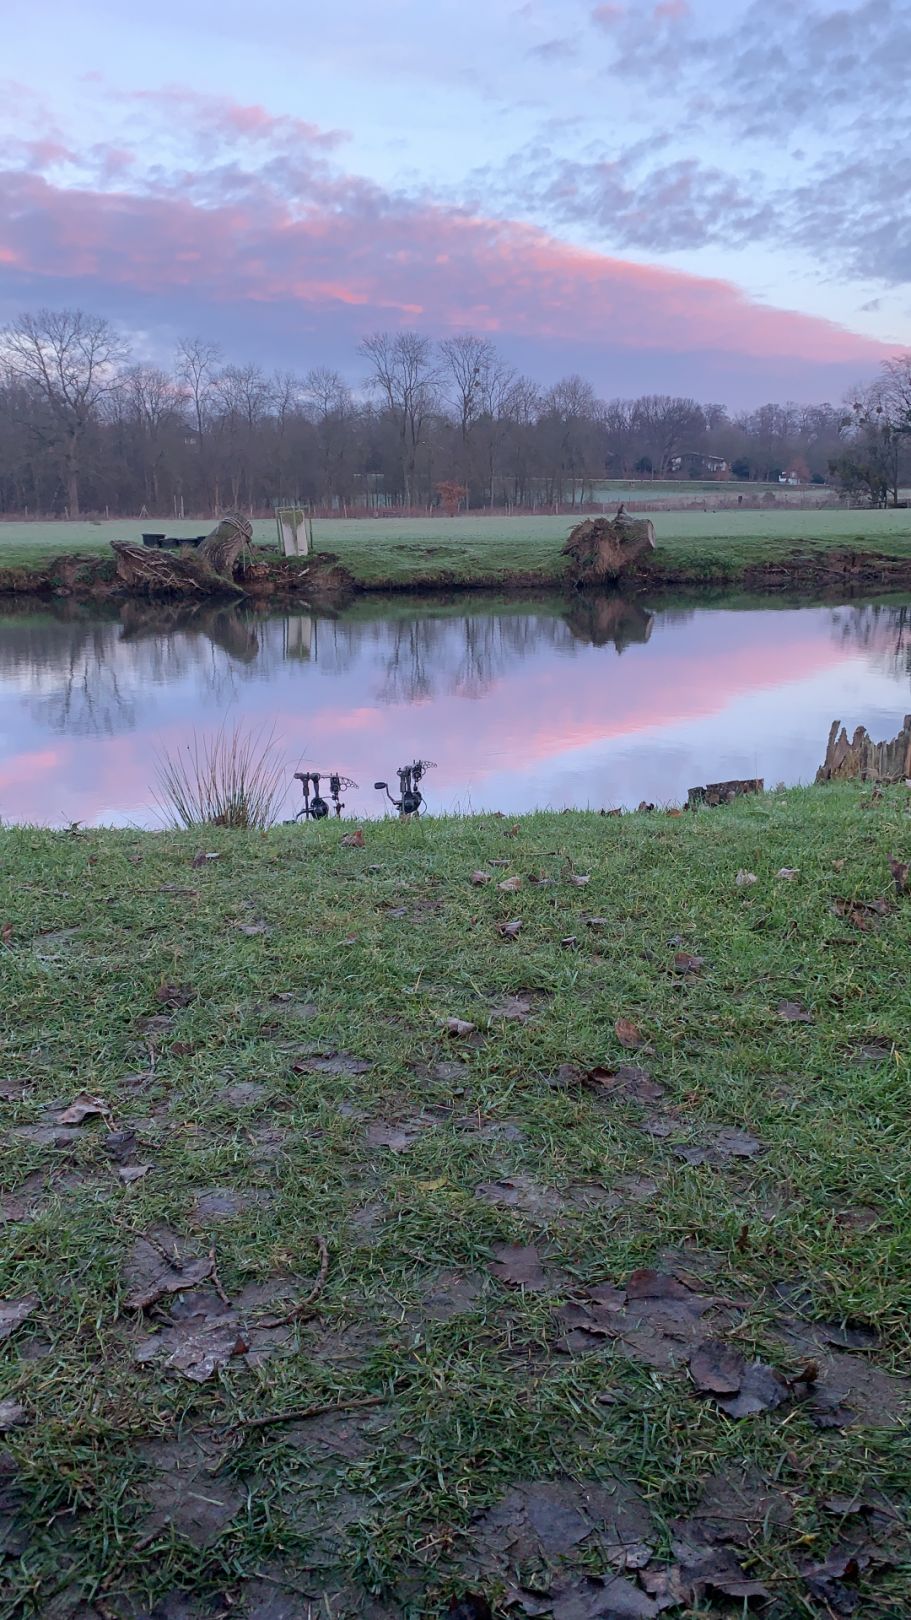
[0,592,909,826]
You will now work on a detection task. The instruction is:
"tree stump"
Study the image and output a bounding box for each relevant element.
[687,779,764,809]
[562,512,656,585]
[816,717,911,783]
[198,513,253,576]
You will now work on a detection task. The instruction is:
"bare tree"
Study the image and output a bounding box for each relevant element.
[2,308,127,514]
[176,336,222,447]
[359,331,439,505]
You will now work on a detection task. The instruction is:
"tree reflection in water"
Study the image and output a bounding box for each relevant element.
[830,603,911,685]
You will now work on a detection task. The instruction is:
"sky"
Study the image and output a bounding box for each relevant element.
[0,0,908,406]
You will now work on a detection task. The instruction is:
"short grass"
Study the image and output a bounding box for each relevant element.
[2,508,911,587]
[1,786,909,1616]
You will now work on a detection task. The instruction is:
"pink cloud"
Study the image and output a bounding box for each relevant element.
[653,0,689,20]
[0,165,893,374]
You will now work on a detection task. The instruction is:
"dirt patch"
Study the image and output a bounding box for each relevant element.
[136,1436,248,1547]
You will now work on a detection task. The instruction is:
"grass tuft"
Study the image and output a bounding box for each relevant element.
[153,723,288,830]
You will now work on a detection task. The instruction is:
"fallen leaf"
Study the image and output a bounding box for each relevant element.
[122,1235,214,1311]
[585,915,609,929]
[569,874,591,886]
[888,855,909,894]
[0,1296,39,1342]
[673,951,704,974]
[488,1242,550,1292]
[234,920,268,936]
[776,867,800,880]
[735,870,757,887]
[586,1066,665,1105]
[560,935,578,948]
[504,823,520,838]
[832,858,846,871]
[638,801,655,812]
[777,1000,813,1024]
[118,1165,152,1184]
[55,1093,110,1125]
[470,870,491,886]
[689,1339,745,1395]
[156,1315,249,1383]
[498,876,521,892]
[0,1400,28,1431]
[498,918,523,940]
[615,1017,645,1050]
[1,923,11,946]
[191,851,219,868]
[666,807,683,817]
[444,1017,476,1037]
[341,828,365,847]
[714,1360,790,1419]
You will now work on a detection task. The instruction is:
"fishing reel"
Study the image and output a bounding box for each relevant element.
[294,771,357,820]
[374,760,435,816]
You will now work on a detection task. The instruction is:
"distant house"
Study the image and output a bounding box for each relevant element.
[778,470,801,486]
[669,452,729,475]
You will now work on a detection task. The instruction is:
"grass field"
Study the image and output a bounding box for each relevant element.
[2,508,911,588]
[1,786,909,1616]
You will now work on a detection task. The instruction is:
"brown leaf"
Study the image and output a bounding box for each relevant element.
[504,823,520,837]
[341,828,365,848]
[560,935,579,949]
[123,1235,214,1311]
[118,1165,152,1185]
[497,875,521,892]
[1,922,12,946]
[586,1066,665,1105]
[777,1000,813,1023]
[498,918,523,940]
[585,915,608,929]
[689,1339,745,1395]
[55,1093,110,1125]
[0,1295,39,1342]
[735,870,758,887]
[470,870,491,886]
[569,873,591,886]
[776,867,799,880]
[673,951,704,974]
[444,1017,476,1037]
[488,1242,551,1292]
[714,1360,790,1419]
[888,855,909,894]
[615,1017,645,1049]
[832,857,846,871]
[191,851,219,868]
[0,1400,28,1431]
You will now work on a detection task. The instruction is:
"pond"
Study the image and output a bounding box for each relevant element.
[0,591,909,826]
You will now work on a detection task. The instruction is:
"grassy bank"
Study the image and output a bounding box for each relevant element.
[2,509,911,594]
[1,786,909,1617]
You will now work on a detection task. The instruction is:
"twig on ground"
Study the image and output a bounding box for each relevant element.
[223,1391,387,1436]
[208,1246,232,1308]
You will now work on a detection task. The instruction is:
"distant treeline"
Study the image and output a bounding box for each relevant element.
[1,310,908,516]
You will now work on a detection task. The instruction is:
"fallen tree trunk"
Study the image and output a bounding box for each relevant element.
[562,511,656,585]
[816,716,911,783]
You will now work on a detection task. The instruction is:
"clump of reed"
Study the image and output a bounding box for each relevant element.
[154,724,287,829]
